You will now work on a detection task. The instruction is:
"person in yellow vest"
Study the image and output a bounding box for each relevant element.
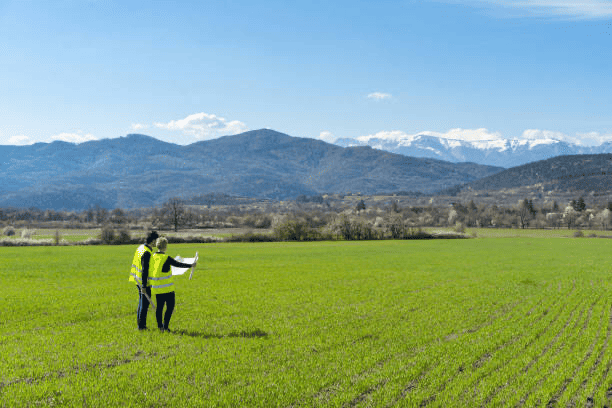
[129,231,159,330]
[149,237,197,332]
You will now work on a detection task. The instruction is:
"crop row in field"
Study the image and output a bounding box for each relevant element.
[2,239,612,407]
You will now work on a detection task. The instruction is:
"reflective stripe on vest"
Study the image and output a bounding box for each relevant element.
[149,253,175,295]
[151,282,174,290]
[129,245,151,284]
[149,275,172,281]
[130,272,143,284]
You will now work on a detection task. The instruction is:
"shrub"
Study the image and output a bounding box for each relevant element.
[454,222,466,234]
[255,215,273,229]
[275,219,317,241]
[98,226,143,245]
[331,215,383,240]
[573,230,584,238]
[330,215,381,240]
[115,229,132,244]
[100,226,115,244]
[3,226,15,237]
[243,215,273,229]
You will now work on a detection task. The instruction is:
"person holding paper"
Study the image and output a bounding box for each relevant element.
[149,237,197,332]
[129,230,159,330]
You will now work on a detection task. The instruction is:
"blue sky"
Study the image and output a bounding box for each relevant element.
[1,0,612,146]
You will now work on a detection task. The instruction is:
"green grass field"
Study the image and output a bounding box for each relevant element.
[3,238,612,407]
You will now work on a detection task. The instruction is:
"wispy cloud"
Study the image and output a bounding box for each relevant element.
[367,92,392,101]
[7,135,33,145]
[154,112,248,140]
[443,0,612,19]
[52,132,98,144]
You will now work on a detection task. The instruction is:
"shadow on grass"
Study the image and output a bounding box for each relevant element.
[173,328,269,339]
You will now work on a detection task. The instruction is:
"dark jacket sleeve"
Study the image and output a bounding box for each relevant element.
[161,256,193,273]
[141,251,151,287]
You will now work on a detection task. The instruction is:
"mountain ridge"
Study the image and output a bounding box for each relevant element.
[0,129,503,210]
[334,134,612,167]
[439,153,612,196]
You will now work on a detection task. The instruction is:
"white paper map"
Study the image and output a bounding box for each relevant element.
[172,253,198,276]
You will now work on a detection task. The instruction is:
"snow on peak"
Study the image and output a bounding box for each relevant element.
[355,131,419,144]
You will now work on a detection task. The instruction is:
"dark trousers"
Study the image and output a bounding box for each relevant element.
[155,292,175,330]
[137,286,151,329]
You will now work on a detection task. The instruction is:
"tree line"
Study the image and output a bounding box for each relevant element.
[2,195,612,237]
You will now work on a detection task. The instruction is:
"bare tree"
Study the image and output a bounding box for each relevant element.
[385,214,405,239]
[94,205,108,225]
[517,199,531,229]
[163,197,185,232]
[110,208,127,224]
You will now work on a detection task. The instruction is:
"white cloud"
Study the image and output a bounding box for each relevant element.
[367,92,392,101]
[154,112,248,140]
[444,0,612,19]
[131,123,148,131]
[7,135,34,145]
[317,131,337,143]
[51,132,98,144]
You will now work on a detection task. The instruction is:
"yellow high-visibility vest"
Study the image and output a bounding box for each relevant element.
[129,244,152,286]
[149,253,175,295]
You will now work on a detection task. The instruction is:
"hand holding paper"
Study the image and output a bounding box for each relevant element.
[172,252,199,279]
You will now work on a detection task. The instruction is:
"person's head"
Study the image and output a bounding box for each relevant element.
[156,237,168,252]
[145,230,159,246]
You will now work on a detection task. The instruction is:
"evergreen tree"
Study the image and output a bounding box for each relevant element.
[356,199,366,212]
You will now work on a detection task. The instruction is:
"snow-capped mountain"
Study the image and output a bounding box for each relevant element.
[334,134,612,168]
